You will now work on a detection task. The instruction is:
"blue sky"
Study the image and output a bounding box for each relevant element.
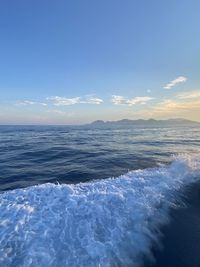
[0,0,200,124]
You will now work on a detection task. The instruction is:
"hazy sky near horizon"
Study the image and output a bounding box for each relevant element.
[0,0,200,124]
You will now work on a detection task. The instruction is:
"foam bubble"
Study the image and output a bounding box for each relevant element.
[0,155,200,267]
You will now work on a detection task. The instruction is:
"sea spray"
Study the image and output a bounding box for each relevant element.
[0,155,200,267]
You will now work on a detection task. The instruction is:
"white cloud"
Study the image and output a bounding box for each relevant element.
[48,96,103,106]
[127,96,154,105]
[83,97,103,105]
[111,95,154,106]
[17,100,47,106]
[164,76,187,89]
[47,96,81,106]
[111,95,127,105]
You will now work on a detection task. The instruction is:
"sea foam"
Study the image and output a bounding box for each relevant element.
[0,156,200,267]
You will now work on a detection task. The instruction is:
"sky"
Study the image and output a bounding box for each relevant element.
[0,0,200,124]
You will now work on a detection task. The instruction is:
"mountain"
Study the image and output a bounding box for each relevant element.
[90,118,200,126]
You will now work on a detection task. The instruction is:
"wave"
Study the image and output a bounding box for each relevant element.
[0,155,200,267]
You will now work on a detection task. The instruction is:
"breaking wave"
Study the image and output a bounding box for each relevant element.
[0,156,200,267]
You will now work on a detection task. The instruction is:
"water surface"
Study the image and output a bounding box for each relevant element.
[0,125,200,267]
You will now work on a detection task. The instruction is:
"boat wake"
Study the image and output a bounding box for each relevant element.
[0,155,200,267]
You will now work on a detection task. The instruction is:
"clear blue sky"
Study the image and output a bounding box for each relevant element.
[0,0,200,124]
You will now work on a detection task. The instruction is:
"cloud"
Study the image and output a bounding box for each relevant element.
[156,99,200,113]
[83,97,103,105]
[111,95,127,105]
[17,100,47,106]
[176,90,200,99]
[48,96,103,106]
[47,96,81,106]
[145,97,200,121]
[164,76,187,89]
[128,89,200,122]
[111,95,154,106]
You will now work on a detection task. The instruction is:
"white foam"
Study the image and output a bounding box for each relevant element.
[0,155,200,267]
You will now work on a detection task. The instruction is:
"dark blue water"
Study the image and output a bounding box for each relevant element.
[0,125,200,267]
[0,125,199,191]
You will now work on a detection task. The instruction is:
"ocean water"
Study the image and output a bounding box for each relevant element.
[0,125,200,267]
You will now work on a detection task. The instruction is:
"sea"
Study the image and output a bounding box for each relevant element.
[0,124,200,267]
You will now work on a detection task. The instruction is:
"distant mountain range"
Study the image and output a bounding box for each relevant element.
[90,118,200,126]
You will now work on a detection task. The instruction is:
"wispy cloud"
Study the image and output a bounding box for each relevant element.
[176,90,200,99]
[83,97,103,105]
[17,100,47,106]
[111,95,154,106]
[126,89,200,122]
[145,97,200,121]
[111,95,127,105]
[47,96,103,106]
[47,96,81,106]
[154,99,200,114]
[164,76,187,89]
